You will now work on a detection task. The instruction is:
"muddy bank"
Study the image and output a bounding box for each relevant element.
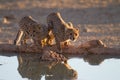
[0,40,119,55]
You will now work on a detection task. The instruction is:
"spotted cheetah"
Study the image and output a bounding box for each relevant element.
[14,16,53,48]
[47,12,79,53]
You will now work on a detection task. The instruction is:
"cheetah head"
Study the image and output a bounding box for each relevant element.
[65,22,79,41]
[68,28,79,41]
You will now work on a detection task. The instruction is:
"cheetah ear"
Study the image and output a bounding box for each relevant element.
[67,22,73,28]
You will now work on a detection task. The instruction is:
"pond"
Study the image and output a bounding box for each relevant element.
[0,53,120,80]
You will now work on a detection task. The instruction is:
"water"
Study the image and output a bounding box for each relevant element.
[0,53,120,80]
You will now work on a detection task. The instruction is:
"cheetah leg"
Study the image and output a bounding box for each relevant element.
[46,30,54,46]
[21,33,28,45]
[56,38,62,53]
[41,38,47,47]
[46,35,53,46]
[14,29,24,45]
[62,41,69,47]
[63,40,71,47]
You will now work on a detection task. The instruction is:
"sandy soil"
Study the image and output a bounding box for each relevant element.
[0,0,120,48]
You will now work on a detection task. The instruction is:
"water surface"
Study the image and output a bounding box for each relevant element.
[0,53,120,80]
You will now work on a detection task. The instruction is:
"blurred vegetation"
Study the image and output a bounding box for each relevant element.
[0,0,120,9]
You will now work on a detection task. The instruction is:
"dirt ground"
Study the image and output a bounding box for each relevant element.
[0,0,120,48]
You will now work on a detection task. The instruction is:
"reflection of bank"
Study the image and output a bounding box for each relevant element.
[83,55,105,65]
[17,54,78,80]
[82,54,120,65]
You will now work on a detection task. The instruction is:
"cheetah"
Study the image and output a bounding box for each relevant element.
[47,12,79,53]
[14,16,53,48]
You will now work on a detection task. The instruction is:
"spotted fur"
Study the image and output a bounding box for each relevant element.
[47,12,79,53]
[14,16,53,47]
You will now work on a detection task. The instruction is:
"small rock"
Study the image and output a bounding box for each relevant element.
[79,40,106,49]
[3,15,16,24]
